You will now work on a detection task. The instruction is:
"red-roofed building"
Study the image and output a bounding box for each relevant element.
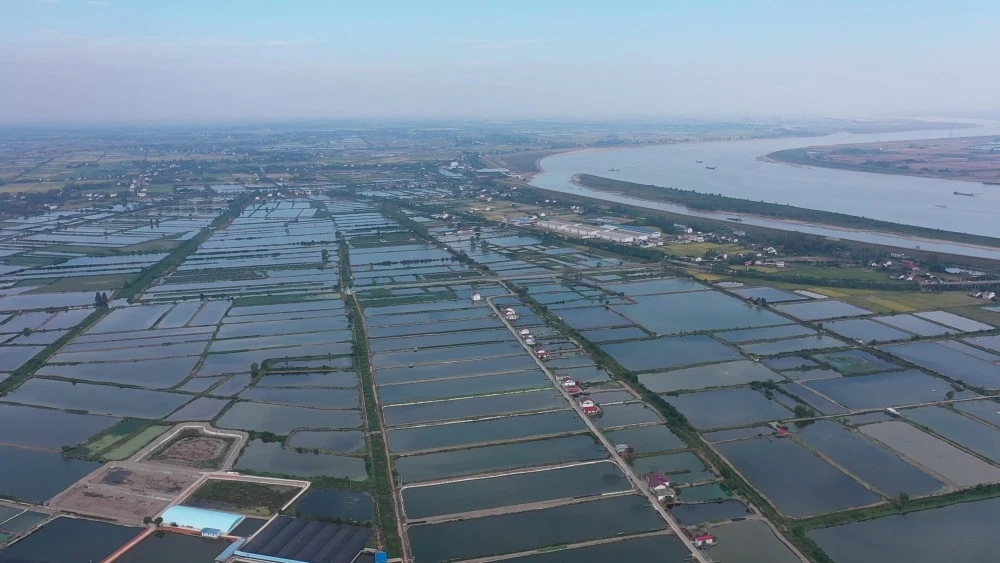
[692,532,716,547]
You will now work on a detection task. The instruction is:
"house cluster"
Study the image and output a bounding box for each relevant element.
[533,218,664,245]
[503,307,519,321]
[644,471,675,502]
[578,396,602,417]
[969,290,998,301]
[686,528,717,548]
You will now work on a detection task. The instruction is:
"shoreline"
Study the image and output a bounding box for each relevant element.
[762,152,997,185]
[559,174,1000,256]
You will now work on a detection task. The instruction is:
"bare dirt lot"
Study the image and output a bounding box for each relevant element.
[52,466,200,524]
[149,436,232,469]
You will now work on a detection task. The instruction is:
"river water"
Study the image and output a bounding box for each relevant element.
[532,121,1000,258]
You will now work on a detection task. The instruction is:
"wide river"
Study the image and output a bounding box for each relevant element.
[532,122,1000,259]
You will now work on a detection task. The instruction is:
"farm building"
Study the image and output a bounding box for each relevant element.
[231,515,373,563]
[159,505,244,536]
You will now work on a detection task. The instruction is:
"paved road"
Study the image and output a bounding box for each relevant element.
[486,294,713,563]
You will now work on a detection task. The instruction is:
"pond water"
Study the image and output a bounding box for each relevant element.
[388,410,585,453]
[394,434,607,483]
[254,371,358,388]
[602,335,742,372]
[373,341,524,368]
[402,461,630,519]
[805,370,958,409]
[717,437,880,517]
[286,430,366,453]
[0,447,102,503]
[665,387,792,429]
[594,403,661,428]
[678,482,732,502]
[375,354,536,384]
[602,277,706,296]
[496,534,691,563]
[914,310,992,332]
[293,488,373,522]
[367,317,498,339]
[873,314,956,336]
[902,406,1000,464]
[0,517,139,563]
[716,324,815,343]
[177,376,226,393]
[605,425,685,453]
[809,496,1000,563]
[378,370,549,405]
[812,349,900,375]
[762,356,818,371]
[5,378,190,418]
[555,365,611,383]
[408,494,663,562]
[579,326,648,343]
[774,300,873,321]
[670,500,749,525]
[216,402,361,433]
[115,531,230,563]
[0,403,119,449]
[782,383,849,415]
[825,318,913,342]
[795,420,944,497]
[953,399,1000,425]
[556,307,632,330]
[632,452,715,484]
[39,356,200,389]
[621,291,787,335]
[369,328,511,352]
[730,287,804,303]
[234,439,367,480]
[882,341,1000,389]
[740,335,847,356]
[382,390,567,426]
[239,387,360,409]
[640,361,781,393]
[165,397,230,421]
[709,519,802,563]
[860,421,1000,487]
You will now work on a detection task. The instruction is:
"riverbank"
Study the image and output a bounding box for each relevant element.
[571,174,1000,250]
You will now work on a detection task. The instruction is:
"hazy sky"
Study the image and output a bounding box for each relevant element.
[3,0,998,123]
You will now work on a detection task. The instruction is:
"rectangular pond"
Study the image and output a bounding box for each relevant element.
[601,335,742,372]
[234,439,367,480]
[665,387,793,430]
[378,370,549,405]
[4,378,190,419]
[402,461,630,519]
[774,300,871,321]
[388,410,585,453]
[882,341,1000,389]
[717,437,880,517]
[901,406,1000,464]
[382,390,567,426]
[216,402,361,434]
[804,370,956,409]
[640,361,782,393]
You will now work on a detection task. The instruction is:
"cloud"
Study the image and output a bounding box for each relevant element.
[87,1,109,5]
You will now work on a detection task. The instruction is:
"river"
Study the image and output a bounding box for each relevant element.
[531,122,1000,259]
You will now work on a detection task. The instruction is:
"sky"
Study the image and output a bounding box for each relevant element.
[2,0,999,123]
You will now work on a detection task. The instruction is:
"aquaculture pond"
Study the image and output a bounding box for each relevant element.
[709,520,802,563]
[631,452,715,484]
[115,532,230,563]
[664,387,793,429]
[809,497,1000,563]
[239,387,360,409]
[375,354,537,384]
[874,314,956,336]
[859,421,1000,487]
[387,410,585,453]
[402,461,630,519]
[293,488,374,522]
[914,310,992,332]
[670,500,748,525]
[0,517,139,563]
[882,341,1000,389]
[825,318,913,342]
[795,420,944,497]
[234,439,367,480]
[377,370,549,404]
[393,434,607,483]
[804,370,958,409]
[595,403,661,428]
[216,402,361,434]
[739,335,846,356]
[639,361,781,393]
[495,534,691,563]
[382,390,567,426]
[730,286,804,303]
[901,406,1000,464]
[255,371,358,388]
[774,300,871,321]
[407,494,663,562]
[4,378,190,418]
[165,397,230,421]
[621,290,787,334]
[716,324,816,344]
[286,430,366,453]
[604,425,685,453]
[601,334,742,372]
[0,446,102,502]
[0,404,118,449]
[717,437,880,517]
[812,349,900,375]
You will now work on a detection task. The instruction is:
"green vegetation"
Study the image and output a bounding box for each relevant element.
[0,308,107,394]
[101,425,171,461]
[575,173,1000,248]
[186,480,301,517]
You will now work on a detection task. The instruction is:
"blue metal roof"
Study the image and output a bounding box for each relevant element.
[160,506,243,534]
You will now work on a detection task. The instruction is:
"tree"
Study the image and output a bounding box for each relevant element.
[143,516,153,525]
[793,405,816,418]
[153,516,163,527]
[945,390,956,400]
[897,491,911,507]
[94,292,109,308]
[321,248,330,263]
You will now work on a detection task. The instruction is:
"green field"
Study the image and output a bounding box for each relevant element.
[185,480,302,516]
[102,425,171,461]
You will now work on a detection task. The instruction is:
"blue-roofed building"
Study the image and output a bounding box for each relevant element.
[160,505,244,535]
[232,516,373,563]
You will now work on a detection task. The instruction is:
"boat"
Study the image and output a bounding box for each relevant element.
[954,191,976,196]
[984,181,1000,186]
[934,204,948,208]
[696,160,703,163]
[608,168,619,172]
[705,166,716,170]
[727,217,743,222]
